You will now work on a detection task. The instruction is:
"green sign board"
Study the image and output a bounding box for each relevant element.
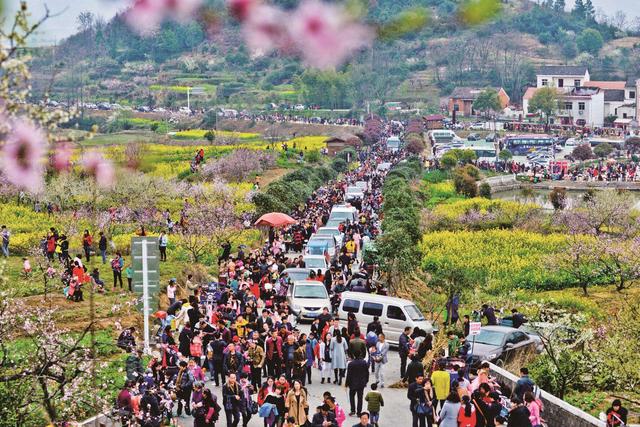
[131,237,160,312]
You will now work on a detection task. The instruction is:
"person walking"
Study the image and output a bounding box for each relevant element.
[514,367,535,400]
[437,392,461,427]
[345,357,369,417]
[159,231,168,262]
[457,395,477,427]
[606,399,628,427]
[223,373,243,427]
[373,333,389,387]
[348,327,366,360]
[399,326,411,380]
[125,264,133,292]
[319,333,333,384]
[248,339,266,390]
[524,391,543,427]
[82,229,93,263]
[176,360,195,417]
[405,355,425,385]
[285,379,309,426]
[431,361,450,411]
[330,331,348,385]
[98,231,108,264]
[364,383,384,427]
[408,374,432,427]
[111,252,124,289]
[0,225,9,257]
[508,397,532,427]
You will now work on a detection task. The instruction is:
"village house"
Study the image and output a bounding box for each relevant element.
[523,66,639,129]
[448,87,510,116]
[324,134,361,156]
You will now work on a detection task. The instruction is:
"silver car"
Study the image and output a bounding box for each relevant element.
[287,280,331,320]
[466,325,537,367]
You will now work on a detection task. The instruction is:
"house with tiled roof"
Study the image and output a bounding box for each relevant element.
[523,66,639,128]
[447,87,510,117]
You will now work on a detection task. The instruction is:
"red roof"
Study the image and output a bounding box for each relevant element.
[424,114,445,121]
[587,81,626,90]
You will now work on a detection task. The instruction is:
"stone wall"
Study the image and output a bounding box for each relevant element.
[482,175,522,193]
[489,363,605,427]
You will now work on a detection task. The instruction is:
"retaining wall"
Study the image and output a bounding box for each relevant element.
[489,363,605,427]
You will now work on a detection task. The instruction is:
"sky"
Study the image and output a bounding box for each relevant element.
[4,0,640,45]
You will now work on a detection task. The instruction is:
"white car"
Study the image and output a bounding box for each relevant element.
[303,255,329,272]
[345,186,364,201]
[287,280,331,320]
[355,181,369,192]
[316,226,344,248]
[307,234,339,260]
[294,104,306,110]
[469,122,486,130]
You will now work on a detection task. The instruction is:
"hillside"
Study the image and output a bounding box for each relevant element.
[28,0,638,114]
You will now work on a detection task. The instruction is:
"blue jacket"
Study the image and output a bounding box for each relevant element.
[258,402,278,418]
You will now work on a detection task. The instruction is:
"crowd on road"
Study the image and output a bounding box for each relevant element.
[114,127,405,427]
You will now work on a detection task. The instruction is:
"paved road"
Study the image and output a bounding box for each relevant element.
[184,325,413,427]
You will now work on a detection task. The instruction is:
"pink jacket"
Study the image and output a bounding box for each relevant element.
[527,400,542,426]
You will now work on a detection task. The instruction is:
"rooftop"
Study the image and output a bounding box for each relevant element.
[588,81,626,90]
[450,87,502,100]
[538,65,589,76]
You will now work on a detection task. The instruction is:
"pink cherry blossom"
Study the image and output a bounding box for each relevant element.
[227,0,260,22]
[125,0,167,35]
[288,0,374,69]
[242,4,291,55]
[1,118,46,193]
[82,151,115,188]
[165,0,204,21]
[51,142,73,172]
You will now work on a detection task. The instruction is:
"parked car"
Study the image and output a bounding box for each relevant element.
[303,255,329,271]
[315,226,344,248]
[338,292,433,345]
[469,122,486,130]
[466,325,537,367]
[345,186,364,201]
[280,268,312,283]
[287,280,331,320]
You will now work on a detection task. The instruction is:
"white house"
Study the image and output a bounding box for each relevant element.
[524,66,639,128]
[536,66,590,90]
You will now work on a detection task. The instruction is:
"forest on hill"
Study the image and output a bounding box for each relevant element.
[29,0,640,112]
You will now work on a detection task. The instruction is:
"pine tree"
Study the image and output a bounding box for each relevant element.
[573,0,585,18]
[554,0,566,13]
[584,0,595,20]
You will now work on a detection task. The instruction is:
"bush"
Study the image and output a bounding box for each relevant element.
[549,187,567,210]
[304,150,321,163]
[336,147,357,162]
[479,182,492,199]
[204,131,215,142]
[423,170,449,184]
[406,137,426,155]
[253,192,287,216]
[331,158,348,172]
[441,152,458,169]
[453,168,478,198]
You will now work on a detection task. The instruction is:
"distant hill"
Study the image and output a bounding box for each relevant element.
[28,0,638,113]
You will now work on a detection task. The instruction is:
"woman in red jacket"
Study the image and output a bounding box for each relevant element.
[457,395,477,427]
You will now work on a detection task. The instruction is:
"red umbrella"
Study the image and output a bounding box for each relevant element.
[254,212,297,227]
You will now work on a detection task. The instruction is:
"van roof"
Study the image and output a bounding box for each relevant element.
[340,291,417,306]
[294,280,327,287]
[331,206,356,212]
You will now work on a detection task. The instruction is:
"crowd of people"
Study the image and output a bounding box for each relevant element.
[114,129,407,427]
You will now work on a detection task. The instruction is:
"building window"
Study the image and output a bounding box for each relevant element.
[558,78,564,87]
[564,102,572,110]
[578,102,585,111]
[574,80,581,87]
[624,113,628,118]
[541,79,548,87]
[631,91,636,99]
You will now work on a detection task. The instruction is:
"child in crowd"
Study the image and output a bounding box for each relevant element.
[364,382,384,427]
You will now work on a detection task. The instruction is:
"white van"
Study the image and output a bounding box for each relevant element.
[337,292,433,345]
[328,205,357,224]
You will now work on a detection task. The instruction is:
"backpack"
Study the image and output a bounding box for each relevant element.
[190,336,203,357]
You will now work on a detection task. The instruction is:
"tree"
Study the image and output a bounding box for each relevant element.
[204,130,215,143]
[571,144,593,161]
[553,0,565,12]
[561,40,578,60]
[625,136,640,153]
[583,0,595,20]
[473,88,502,118]
[479,182,492,199]
[576,29,603,55]
[593,142,614,158]
[529,87,559,128]
[549,187,567,210]
[498,149,513,161]
[176,186,240,262]
[572,0,585,18]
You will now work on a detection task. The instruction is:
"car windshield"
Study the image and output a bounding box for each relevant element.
[318,229,340,237]
[305,258,326,269]
[404,305,425,321]
[285,271,309,282]
[294,285,328,299]
[472,330,505,346]
[330,211,352,220]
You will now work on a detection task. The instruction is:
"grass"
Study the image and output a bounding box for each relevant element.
[149,83,216,94]
[81,131,157,146]
[172,129,261,140]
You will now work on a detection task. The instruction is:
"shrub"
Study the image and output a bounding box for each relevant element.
[204,130,215,142]
[304,150,321,163]
[441,152,458,169]
[336,147,357,162]
[479,182,492,199]
[423,170,449,184]
[406,137,426,155]
[453,170,478,198]
[201,149,275,183]
[549,187,567,210]
[331,158,348,172]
